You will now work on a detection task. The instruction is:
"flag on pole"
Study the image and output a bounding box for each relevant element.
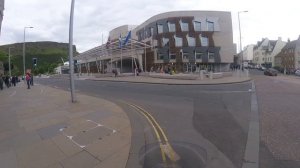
[106,36,111,49]
[123,31,131,46]
[119,34,122,49]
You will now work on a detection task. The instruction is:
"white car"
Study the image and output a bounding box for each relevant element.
[295,70,300,76]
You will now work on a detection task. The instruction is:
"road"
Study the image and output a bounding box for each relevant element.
[36,76,252,168]
[35,70,300,168]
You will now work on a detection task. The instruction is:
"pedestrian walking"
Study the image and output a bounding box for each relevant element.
[30,74,34,86]
[11,76,16,87]
[0,74,3,90]
[4,75,10,88]
[25,73,31,89]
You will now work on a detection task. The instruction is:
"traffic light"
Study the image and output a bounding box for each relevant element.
[33,58,37,66]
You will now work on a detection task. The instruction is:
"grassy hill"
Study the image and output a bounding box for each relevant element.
[0,41,79,75]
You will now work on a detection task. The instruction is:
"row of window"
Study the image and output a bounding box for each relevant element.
[157,51,215,60]
[139,20,214,40]
[161,35,209,47]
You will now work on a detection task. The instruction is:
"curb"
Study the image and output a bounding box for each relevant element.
[85,77,252,85]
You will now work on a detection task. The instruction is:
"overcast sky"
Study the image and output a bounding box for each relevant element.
[0,0,299,53]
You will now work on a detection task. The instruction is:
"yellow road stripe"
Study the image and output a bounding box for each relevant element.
[128,104,167,163]
[127,102,180,162]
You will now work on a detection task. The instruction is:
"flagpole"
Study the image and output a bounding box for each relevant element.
[121,44,123,74]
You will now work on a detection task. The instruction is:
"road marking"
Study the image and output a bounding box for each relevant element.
[197,90,252,94]
[125,102,180,163]
[59,120,116,149]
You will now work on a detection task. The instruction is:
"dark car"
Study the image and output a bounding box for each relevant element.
[264,68,278,76]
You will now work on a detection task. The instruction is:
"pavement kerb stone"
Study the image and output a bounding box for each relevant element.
[85,77,252,85]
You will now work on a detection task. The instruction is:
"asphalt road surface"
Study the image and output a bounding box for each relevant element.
[36,76,253,168]
[37,71,300,168]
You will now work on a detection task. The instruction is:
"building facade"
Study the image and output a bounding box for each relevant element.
[242,45,254,62]
[76,11,235,73]
[274,36,300,73]
[252,37,286,68]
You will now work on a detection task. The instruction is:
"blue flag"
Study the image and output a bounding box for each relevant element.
[119,34,122,48]
[123,31,131,46]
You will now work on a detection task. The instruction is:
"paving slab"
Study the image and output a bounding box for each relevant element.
[60,151,100,168]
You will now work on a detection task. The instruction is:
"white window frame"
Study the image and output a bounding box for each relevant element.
[174,35,183,47]
[186,35,196,47]
[180,20,189,32]
[194,21,201,31]
[167,22,176,32]
[157,24,163,34]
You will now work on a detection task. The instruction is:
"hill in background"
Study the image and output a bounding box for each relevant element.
[0,41,78,75]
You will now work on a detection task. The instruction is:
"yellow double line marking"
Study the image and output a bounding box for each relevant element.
[126,102,180,163]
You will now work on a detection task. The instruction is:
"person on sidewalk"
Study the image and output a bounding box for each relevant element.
[0,74,3,90]
[25,73,31,89]
[30,74,34,86]
[4,75,10,88]
[11,76,16,87]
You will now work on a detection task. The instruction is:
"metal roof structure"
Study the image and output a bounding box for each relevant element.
[75,39,152,62]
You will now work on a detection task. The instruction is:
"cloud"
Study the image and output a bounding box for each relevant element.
[1,0,300,53]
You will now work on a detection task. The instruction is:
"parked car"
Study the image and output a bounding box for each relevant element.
[295,70,300,76]
[264,68,278,76]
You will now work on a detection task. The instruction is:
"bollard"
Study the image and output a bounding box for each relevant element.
[209,71,213,80]
[200,70,204,80]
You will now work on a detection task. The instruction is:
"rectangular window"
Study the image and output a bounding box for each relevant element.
[174,35,183,47]
[162,38,169,46]
[194,21,201,31]
[207,21,214,31]
[157,24,163,34]
[157,53,164,60]
[180,20,189,31]
[169,52,176,60]
[200,35,209,47]
[150,27,154,36]
[208,52,215,60]
[168,22,176,32]
[187,35,196,47]
[182,52,189,60]
[195,51,203,59]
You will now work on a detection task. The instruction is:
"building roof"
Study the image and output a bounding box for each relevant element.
[282,40,297,50]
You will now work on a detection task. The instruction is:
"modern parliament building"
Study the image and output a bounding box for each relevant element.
[75,11,235,73]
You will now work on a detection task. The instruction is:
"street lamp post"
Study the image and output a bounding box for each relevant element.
[23,26,33,77]
[238,11,248,70]
[68,0,76,102]
[8,47,14,77]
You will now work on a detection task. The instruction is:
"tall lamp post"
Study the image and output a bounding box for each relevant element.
[23,26,34,77]
[8,47,14,77]
[238,11,248,70]
[68,0,76,102]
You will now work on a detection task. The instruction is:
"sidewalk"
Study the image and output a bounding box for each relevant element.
[79,70,251,85]
[0,82,131,168]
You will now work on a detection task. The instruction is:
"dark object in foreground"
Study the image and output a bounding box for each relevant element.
[264,68,278,76]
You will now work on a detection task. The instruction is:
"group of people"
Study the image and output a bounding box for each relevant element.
[0,74,20,90]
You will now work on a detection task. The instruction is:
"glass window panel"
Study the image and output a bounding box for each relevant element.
[187,35,196,47]
[174,35,183,47]
[169,52,176,60]
[168,22,176,32]
[157,53,164,60]
[209,52,215,59]
[180,20,189,31]
[157,24,163,34]
[162,38,169,46]
[200,35,209,47]
[195,52,203,59]
[182,52,189,59]
[194,21,201,31]
[207,21,214,31]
